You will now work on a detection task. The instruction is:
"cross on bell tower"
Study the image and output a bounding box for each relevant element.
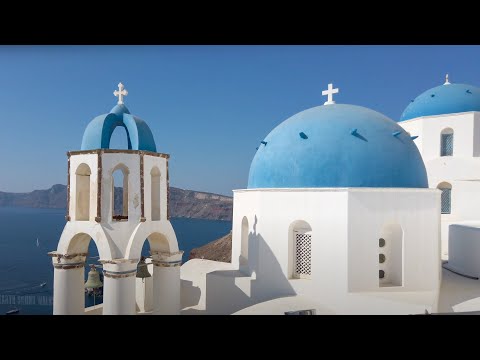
[114,82,128,105]
[322,83,339,105]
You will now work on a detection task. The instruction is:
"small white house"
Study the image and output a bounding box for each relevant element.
[399,76,480,259]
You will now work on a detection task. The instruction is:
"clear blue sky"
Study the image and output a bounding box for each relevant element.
[1,45,479,196]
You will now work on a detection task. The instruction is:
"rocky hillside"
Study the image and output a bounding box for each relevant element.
[0,184,233,221]
[189,232,232,263]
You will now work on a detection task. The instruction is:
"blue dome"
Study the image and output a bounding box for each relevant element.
[248,104,428,189]
[400,83,480,121]
[81,104,157,152]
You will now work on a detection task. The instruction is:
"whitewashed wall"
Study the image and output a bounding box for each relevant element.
[228,188,441,314]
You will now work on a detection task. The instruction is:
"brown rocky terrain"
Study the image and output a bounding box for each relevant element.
[189,232,232,263]
[0,184,233,221]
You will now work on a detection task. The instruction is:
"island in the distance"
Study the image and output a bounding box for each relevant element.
[0,184,233,221]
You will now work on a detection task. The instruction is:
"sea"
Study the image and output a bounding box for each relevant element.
[0,207,232,315]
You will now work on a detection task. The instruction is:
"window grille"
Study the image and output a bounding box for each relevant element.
[441,133,453,156]
[295,233,311,278]
[441,188,451,214]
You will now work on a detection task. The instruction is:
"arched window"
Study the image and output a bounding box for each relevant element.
[75,164,91,221]
[151,167,160,221]
[112,165,129,220]
[379,224,403,287]
[440,128,454,156]
[289,220,312,279]
[240,217,249,270]
[437,182,452,214]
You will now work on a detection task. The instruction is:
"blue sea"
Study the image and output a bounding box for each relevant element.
[0,207,231,315]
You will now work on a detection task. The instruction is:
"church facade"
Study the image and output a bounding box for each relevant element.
[398,76,480,276]
[228,86,442,314]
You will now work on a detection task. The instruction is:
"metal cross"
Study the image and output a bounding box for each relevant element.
[322,83,339,105]
[444,74,450,85]
[114,82,128,105]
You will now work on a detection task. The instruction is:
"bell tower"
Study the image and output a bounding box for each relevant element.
[49,83,183,315]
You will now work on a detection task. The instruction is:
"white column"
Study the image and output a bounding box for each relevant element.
[50,252,87,315]
[102,260,137,315]
[151,251,183,315]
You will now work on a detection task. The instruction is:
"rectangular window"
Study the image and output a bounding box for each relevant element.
[441,188,452,214]
[294,232,312,279]
[441,133,453,156]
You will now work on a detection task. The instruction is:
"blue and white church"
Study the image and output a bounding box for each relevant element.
[51,78,480,315]
[399,75,480,280]
[50,83,183,315]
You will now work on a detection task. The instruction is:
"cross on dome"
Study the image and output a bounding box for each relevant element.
[114,82,128,105]
[444,74,451,85]
[322,83,339,105]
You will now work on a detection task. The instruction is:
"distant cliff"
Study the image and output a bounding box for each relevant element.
[189,232,232,263]
[0,184,233,221]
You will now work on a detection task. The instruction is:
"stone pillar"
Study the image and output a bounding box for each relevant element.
[49,251,87,315]
[151,251,183,315]
[101,259,138,315]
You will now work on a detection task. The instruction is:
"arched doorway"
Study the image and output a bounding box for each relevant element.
[135,232,181,314]
[53,233,103,315]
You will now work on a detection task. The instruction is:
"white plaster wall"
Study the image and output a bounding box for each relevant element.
[473,112,480,157]
[228,188,441,314]
[448,223,480,278]
[427,158,480,182]
[427,180,480,256]
[400,119,424,154]
[400,112,477,162]
[69,154,98,221]
[347,189,441,294]
[143,155,168,222]
[401,112,480,260]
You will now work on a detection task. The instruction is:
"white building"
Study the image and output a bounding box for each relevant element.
[399,76,480,277]
[182,84,443,315]
[50,83,183,315]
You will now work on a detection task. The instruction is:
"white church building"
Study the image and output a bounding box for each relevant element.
[50,83,183,315]
[399,76,480,279]
[51,78,480,315]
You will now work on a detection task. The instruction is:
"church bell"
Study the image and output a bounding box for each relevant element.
[136,256,151,279]
[84,265,103,289]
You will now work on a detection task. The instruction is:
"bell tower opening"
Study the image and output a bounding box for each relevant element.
[112,165,129,221]
[75,164,91,221]
[151,167,161,221]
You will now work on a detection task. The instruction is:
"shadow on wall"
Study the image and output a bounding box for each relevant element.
[191,216,296,314]
[181,279,202,311]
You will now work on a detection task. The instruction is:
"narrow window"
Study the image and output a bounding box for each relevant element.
[75,164,91,221]
[294,230,312,279]
[440,128,454,156]
[112,166,129,220]
[437,182,452,214]
[151,167,160,221]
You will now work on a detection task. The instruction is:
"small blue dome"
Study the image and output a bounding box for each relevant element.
[81,104,157,152]
[400,83,480,121]
[248,104,428,189]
